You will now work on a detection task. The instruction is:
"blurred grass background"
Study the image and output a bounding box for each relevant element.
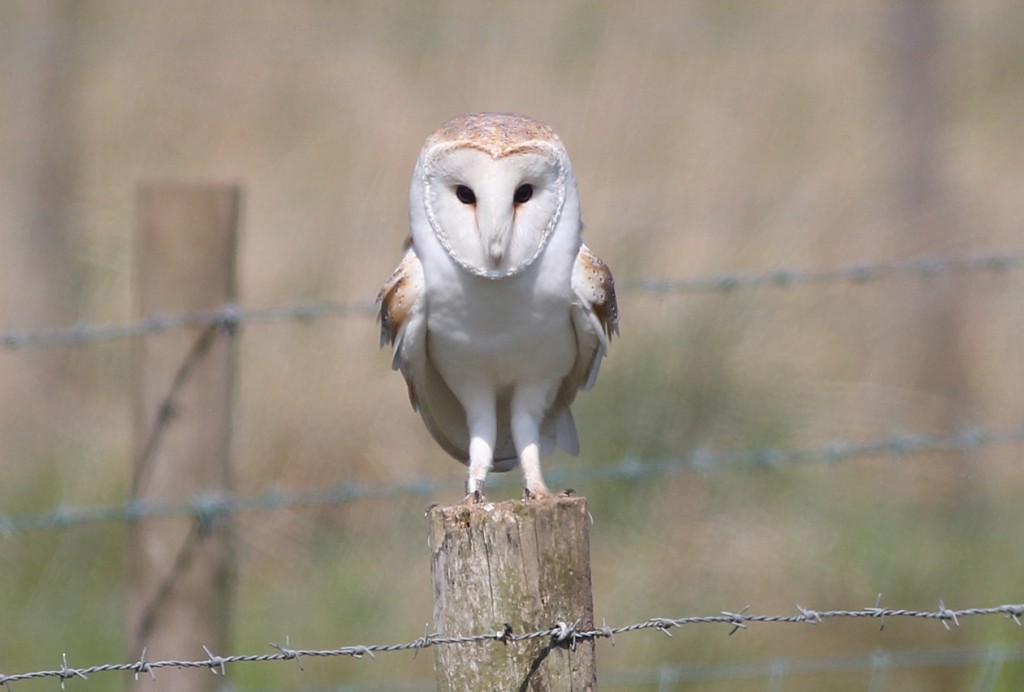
[2,0,1024,689]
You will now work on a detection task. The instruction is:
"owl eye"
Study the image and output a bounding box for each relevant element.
[455,185,476,205]
[513,184,534,205]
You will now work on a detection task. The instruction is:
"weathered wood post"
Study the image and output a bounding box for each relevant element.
[127,182,240,691]
[428,496,596,691]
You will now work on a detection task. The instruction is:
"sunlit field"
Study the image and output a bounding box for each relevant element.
[2,2,1023,689]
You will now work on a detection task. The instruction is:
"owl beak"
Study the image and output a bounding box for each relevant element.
[478,203,513,269]
[487,237,506,266]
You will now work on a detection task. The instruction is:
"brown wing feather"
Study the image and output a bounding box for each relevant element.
[377,245,420,349]
[576,243,619,340]
[550,243,618,454]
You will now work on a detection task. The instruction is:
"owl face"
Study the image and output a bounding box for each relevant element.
[414,113,575,279]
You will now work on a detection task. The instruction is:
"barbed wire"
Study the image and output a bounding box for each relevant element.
[0,300,375,350]
[2,250,1022,350]
[622,250,1024,294]
[0,602,1020,687]
[2,424,1021,534]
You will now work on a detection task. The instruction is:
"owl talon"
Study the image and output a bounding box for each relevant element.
[523,487,575,500]
[461,490,485,505]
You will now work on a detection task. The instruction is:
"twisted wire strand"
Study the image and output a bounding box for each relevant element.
[2,425,1021,533]
[3,251,1022,350]
[0,603,1020,686]
[0,300,375,350]
[623,251,1024,294]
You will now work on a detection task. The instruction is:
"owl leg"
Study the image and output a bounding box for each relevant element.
[511,384,551,498]
[463,390,497,502]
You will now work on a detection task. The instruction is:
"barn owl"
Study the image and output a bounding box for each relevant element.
[378,113,617,502]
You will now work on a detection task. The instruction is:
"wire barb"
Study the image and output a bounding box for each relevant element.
[132,648,156,681]
[867,593,888,632]
[552,620,582,650]
[796,605,822,624]
[648,617,680,637]
[270,637,304,670]
[938,601,960,630]
[722,606,751,635]
[58,653,87,689]
[412,625,435,659]
[202,645,227,676]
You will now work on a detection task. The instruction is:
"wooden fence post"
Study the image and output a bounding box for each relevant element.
[127,182,240,691]
[428,496,596,691]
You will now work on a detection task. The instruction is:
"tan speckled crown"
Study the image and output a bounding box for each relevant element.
[425,113,562,158]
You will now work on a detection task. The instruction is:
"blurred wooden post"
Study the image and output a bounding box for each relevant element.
[889,2,973,493]
[428,497,596,691]
[128,183,240,691]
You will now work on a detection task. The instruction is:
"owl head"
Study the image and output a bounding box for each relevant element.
[410,113,579,280]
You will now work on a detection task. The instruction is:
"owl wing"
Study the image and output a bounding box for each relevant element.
[377,241,421,356]
[570,242,619,389]
[543,243,618,455]
[378,244,493,463]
